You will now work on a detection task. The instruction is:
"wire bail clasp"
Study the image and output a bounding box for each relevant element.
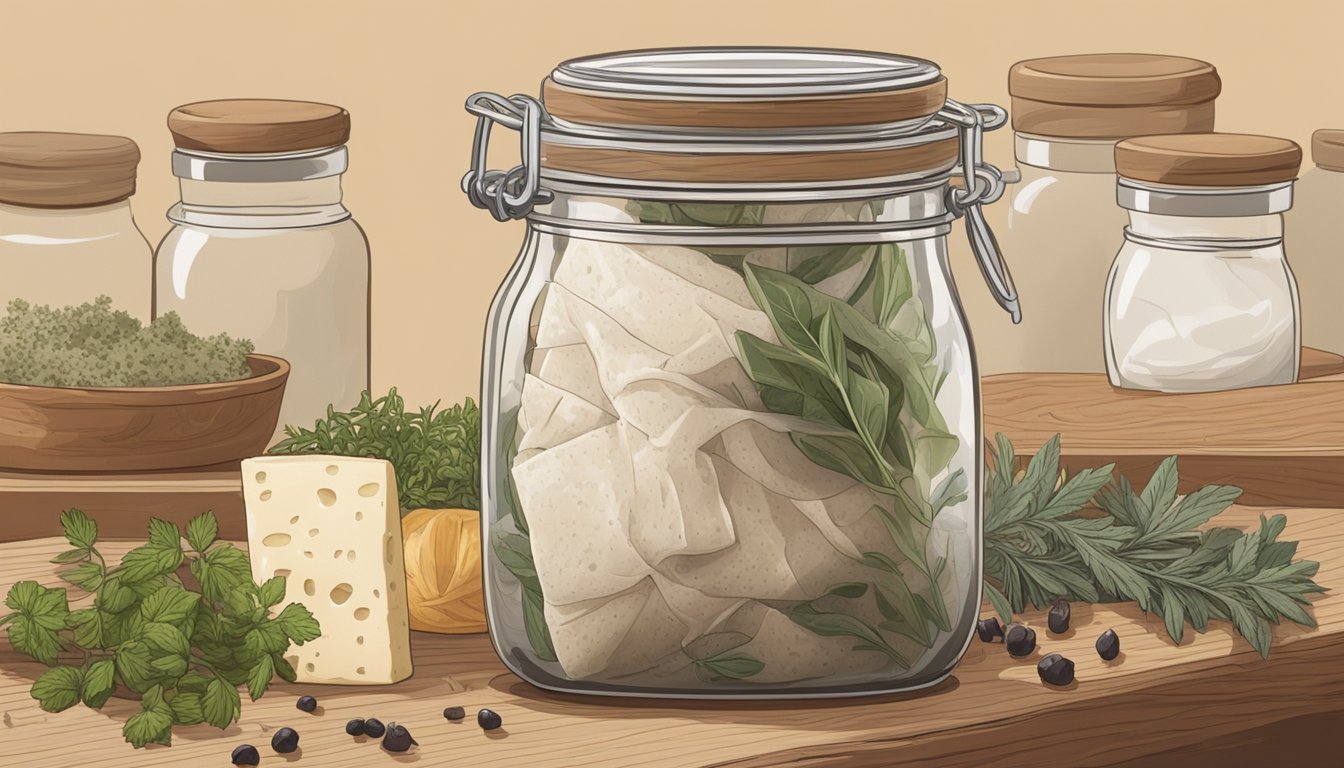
[462,92,553,222]
[940,99,1021,324]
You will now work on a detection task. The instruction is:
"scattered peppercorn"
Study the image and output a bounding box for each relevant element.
[345,718,366,736]
[1048,599,1071,634]
[271,727,300,754]
[976,617,1004,643]
[443,706,466,721]
[1037,653,1076,686]
[1096,628,1121,661]
[231,744,260,766]
[478,708,503,731]
[1005,624,1037,657]
[363,718,387,738]
[382,723,419,753]
[296,695,318,712]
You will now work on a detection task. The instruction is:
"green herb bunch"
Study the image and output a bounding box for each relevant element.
[0,296,254,388]
[0,510,320,747]
[270,388,481,511]
[984,434,1325,657]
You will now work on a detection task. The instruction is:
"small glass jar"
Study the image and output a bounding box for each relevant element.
[981,54,1220,374]
[1285,130,1344,354]
[466,48,1020,698]
[154,100,370,441]
[1105,133,1303,392]
[0,132,151,319]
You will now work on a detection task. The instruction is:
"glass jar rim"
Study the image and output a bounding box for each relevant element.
[1117,177,1293,216]
[171,145,347,183]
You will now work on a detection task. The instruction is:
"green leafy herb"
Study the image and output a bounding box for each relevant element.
[693,651,766,681]
[984,434,1326,657]
[271,387,481,511]
[0,296,253,387]
[0,510,320,748]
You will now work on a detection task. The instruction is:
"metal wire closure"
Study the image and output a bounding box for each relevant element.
[462,93,553,221]
[940,100,1021,323]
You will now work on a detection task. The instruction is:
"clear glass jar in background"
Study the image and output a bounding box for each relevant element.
[154,100,370,442]
[0,132,151,319]
[976,54,1221,374]
[1286,129,1344,354]
[467,48,1021,698]
[1105,134,1303,393]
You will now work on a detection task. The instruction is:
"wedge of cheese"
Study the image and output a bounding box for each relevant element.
[241,455,413,685]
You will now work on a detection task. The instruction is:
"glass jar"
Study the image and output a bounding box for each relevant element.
[1286,130,1344,354]
[0,132,151,319]
[154,100,370,441]
[1105,133,1303,392]
[979,54,1220,374]
[465,48,1020,698]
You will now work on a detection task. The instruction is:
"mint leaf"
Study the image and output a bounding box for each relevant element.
[147,518,182,551]
[50,548,89,565]
[184,512,218,553]
[178,671,212,693]
[139,622,191,659]
[202,677,241,729]
[123,685,173,748]
[66,608,106,649]
[94,576,138,614]
[170,691,204,726]
[271,653,297,683]
[118,542,184,584]
[695,652,765,681]
[30,665,83,712]
[114,640,156,693]
[5,580,69,626]
[244,623,290,656]
[81,659,116,708]
[274,603,321,644]
[139,586,201,626]
[62,561,104,591]
[258,576,287,609]
[60,509,98,550]
[246,655,274,701]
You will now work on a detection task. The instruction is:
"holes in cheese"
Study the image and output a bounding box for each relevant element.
[358,482,380,497]
[355,511,364,522]
[356,666,366,675]
[356,636,364,645]
[260,490,273,501]
[308,528,320,537]
[331,583,353,605]
[263,533,291,547]
[274,568,292,578]
[326,464,339,475]
[347,551,357,562]
[304,579,316,596]
[373,589,381,598]
[317,488,337,507]
[334,550,344,559]
[303,551,314,559]
[290,515,300,524]
[354,607,370,621]
[256,471,267,483]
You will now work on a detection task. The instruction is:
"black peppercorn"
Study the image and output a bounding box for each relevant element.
[1004,623,1037,657]
[1047,599,1071,634]
[1037,653,1075,686]
[271,727,300,754]
[363,718,386,738]
[296,694,317,712]
[345,718,366,736]
[477,708,503,731]
[1096,628,1121,661]
[231,744,260,766]
[976,617,1004,643]
[443,705,466,721]
[382,723,419,753]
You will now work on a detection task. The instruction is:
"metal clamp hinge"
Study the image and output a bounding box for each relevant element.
[461,93,553,222]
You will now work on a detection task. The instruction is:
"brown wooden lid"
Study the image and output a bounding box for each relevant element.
[1115,133,1302,186]
[1009,54,1220,138]
[1312,130,1344,172]
[0,132,140,208]
[544,47,948,130]
[167,99,350,153]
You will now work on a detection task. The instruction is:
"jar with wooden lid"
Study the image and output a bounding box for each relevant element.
[1286,130,1344,354]
[984,54,1221,374]
[153,100,370,442]
[1105,133,1303,392]
[0,132,151,319]
[465,47,1021,698]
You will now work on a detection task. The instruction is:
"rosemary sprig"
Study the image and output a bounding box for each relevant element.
[983,433,1326,658]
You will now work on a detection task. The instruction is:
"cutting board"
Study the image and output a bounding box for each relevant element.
[983,347,1344,507]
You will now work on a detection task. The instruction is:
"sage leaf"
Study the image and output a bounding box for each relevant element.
[31,666,83,713]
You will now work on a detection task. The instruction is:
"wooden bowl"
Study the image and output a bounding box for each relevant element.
[0,354,289,472]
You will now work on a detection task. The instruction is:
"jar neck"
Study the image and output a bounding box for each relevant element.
[0,199,139,240]
[1126,210,1285,248]
[1014,133,1117,174]
[168,147,352,229]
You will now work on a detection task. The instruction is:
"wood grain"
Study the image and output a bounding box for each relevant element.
[0,506,1336,768]
[167,100,350,154]
[0,354,287,472]
[983,350,1344,507]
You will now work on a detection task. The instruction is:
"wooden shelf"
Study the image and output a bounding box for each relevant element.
[1,505,1338,767]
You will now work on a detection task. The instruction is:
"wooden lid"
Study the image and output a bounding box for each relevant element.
[1115,133,1302,186]
[1009,54,1220,138]
[544,48,948,130]
[1312,130,1344,172]
[167,99,350,153]
[0,132,140,208]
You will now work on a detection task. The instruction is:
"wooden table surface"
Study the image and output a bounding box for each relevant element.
[1,505,1340,768]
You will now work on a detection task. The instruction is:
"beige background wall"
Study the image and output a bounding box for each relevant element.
[2,0,1340,408]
